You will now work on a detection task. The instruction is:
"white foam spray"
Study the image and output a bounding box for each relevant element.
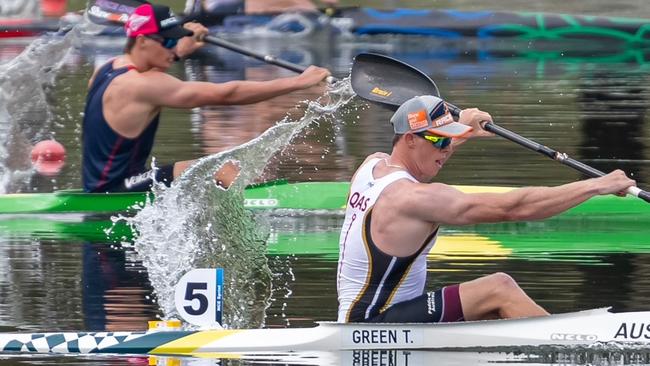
[123,79,356,328]
[0,16,100,193]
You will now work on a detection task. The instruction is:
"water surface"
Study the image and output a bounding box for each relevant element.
[0,5,649,365]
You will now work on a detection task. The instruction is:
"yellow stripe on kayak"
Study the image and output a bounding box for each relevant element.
[428,234,511,260]
[149,330,241,355]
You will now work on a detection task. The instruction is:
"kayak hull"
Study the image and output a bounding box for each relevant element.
[0,308,649,355]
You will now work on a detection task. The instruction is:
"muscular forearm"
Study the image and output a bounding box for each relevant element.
[214,77,302,105]
[422,171,632,226]
[498,180,599,221]
[152,65,327,108]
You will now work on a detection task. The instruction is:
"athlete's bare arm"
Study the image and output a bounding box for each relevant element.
[173,159,240,187]
[88,67,100,88]
[130,66,330,108]
[401,171,636,226]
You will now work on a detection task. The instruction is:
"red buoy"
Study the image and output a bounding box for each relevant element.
[31,140,66,176]
[41,0,67,17]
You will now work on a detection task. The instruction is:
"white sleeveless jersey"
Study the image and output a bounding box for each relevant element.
[337,158,438,322]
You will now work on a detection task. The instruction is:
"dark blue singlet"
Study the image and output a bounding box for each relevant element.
[82,61,171,193]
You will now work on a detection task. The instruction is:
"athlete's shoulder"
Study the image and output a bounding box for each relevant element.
[109,67,174,94]
[128,68,184,87]
[349,152,387,182]
[360,152,389,166]
[88,59,115,88]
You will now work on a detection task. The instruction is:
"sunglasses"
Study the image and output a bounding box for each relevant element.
[146,35,178,49]
[415,132,452,149]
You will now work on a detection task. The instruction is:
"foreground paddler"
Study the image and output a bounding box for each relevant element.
[82,2,330,193]
[337,95,637,323]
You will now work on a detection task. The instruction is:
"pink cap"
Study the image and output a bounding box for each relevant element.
[125,3,192,39]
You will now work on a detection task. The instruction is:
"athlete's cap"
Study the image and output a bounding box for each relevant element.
[390,95,472,137]
[125,3,193,39]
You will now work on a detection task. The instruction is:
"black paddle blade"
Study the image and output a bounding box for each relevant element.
[351,53,440,110]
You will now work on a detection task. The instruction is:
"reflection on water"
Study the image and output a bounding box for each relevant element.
[82,243,158,331]
[0,6,649,365]
[7,348,650,366]
[138,350,650,365]
[578,73,647,178]
[0,211,650,364]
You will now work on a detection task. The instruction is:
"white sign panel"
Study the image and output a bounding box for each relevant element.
[174,268,224,327]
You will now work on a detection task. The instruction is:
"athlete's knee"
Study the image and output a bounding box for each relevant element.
[486,272,521,296]
[214,160,241,189]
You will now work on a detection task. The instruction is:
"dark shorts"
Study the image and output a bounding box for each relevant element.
[366,284,464,323]
[110,164,175,193]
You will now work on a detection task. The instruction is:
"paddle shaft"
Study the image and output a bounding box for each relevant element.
[201,36,335,82]
[203,35,314,75]
[445,103,650,203]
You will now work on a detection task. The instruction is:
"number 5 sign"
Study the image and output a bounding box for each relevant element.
[174,268,224,327]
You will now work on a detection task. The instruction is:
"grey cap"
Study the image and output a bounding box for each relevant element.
[390,95,472,137]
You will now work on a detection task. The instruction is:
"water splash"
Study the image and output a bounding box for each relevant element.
[0,1,41,18]
[125,79,355,328]
[0,18,96,193]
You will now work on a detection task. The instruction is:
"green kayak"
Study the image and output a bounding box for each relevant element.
[0,181,646,215]
[0,181,349,214]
